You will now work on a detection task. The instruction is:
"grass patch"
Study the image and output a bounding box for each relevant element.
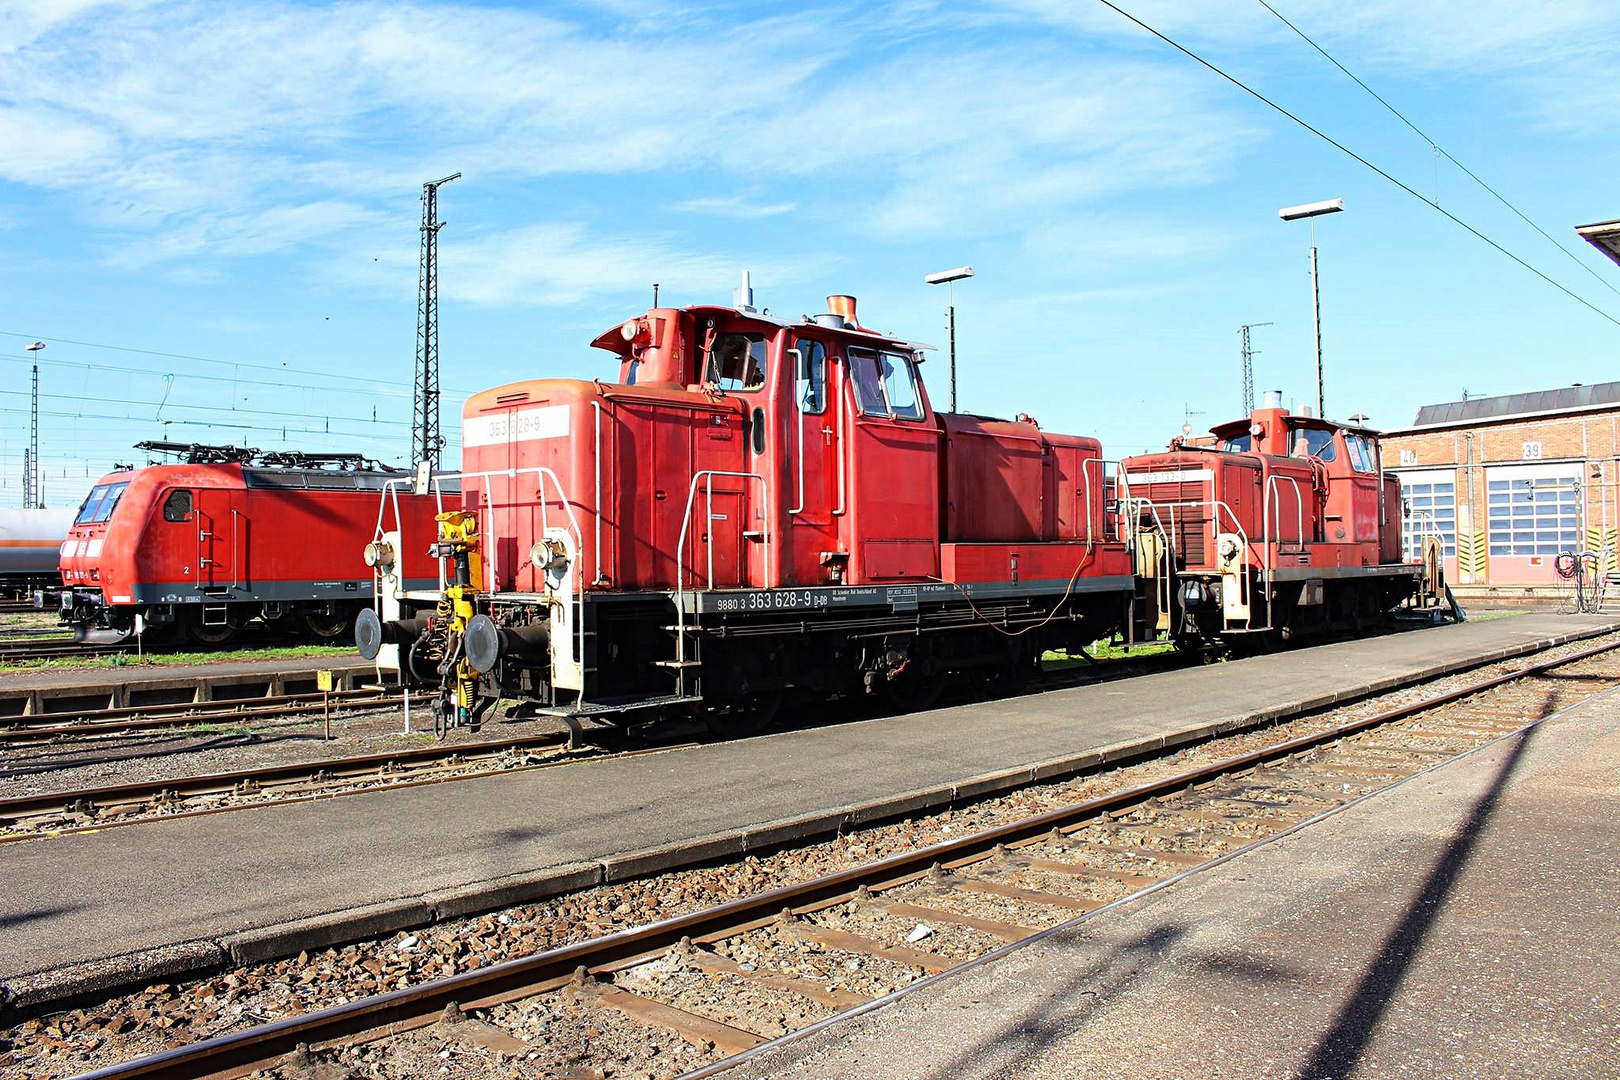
[1041,638,1177,670]
[1,644,353,672]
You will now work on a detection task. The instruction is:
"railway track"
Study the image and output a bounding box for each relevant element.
[0,721,612,839]
[55,635,1620,1080]
[0,650,1191,837]
[0,638,136,663]
[0,686,403,747]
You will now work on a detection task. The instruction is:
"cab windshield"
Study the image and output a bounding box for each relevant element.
[1290,427,1337,462]
[75,481,129,525]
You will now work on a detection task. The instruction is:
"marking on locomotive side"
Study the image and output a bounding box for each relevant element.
[463,404,570,448]
[1122,469,1214,485]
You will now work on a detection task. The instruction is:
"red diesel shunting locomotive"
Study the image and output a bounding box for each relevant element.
[359,289,1138,733]
[1117,389,1453,652]
[45,443,441,645]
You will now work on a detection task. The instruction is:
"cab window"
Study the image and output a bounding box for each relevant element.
[162,489,193,522]
[880,352,923,420]
[1220,433,1253,452]
[794,340,827,415]
[74,481,129,525]
[1291,427,1337,462]
[1346,434,1378,474]
[706,332,769,393]
[849,348,925,420]
[849,349,889,417]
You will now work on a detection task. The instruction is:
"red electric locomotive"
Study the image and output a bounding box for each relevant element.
[1117,391,1453,651]
[45,442,441,645]
[359,289,1136,732]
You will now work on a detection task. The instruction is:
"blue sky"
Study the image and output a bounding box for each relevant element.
[2,0,1618,509]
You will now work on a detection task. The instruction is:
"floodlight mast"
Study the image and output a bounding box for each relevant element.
[925,266,974,411]
[414,172,460,473]
[1278,198,1343,417]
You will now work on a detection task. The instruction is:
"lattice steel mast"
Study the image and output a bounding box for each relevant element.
[28,364,38,508]
[413,173,460,471]
[1238,322,1272,416]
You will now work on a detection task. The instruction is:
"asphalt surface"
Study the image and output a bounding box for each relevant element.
[729,637,1620,1080]
[1,613,1615,1010]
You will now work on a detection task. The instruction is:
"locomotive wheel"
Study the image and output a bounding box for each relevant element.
[877,668,944,714]
[703,689,784,740]
[185,611,240,646]
[301,608,354,642]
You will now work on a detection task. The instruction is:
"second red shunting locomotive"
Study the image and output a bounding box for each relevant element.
[1118,390,1448,652]
[47,444,440,644]
[359,289,1446,734]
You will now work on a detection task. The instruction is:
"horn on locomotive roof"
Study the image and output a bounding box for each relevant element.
[733,269,756,313]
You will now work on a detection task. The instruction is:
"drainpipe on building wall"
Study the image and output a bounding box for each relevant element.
[1464,431,1477,585]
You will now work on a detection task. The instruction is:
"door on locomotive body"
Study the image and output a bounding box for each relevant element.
[781,333,842,585]
[1341,431,1384,559]
[193,483,241,591]
[690,328,767,589]
[842,346,940,583]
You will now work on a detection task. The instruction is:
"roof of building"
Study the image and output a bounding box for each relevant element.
[1388,381,1620,434]
[1576,219,1620,268]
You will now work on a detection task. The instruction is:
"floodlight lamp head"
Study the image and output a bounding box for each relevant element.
[1279,198,1344,221]
[925,266,974,285]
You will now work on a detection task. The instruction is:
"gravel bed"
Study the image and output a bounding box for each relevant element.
[4,633,1616,1078]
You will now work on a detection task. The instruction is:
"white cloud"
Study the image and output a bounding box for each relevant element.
[434,221,832,308]
[0,1,1254,290]
[674,196,798,219]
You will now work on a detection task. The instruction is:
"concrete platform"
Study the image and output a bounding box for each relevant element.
[729,637,1620,1080]
[0,613,1615,1013]
[0,657,377,716]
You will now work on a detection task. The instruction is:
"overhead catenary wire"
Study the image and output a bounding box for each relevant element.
[1096,0,1620,331]
[0,330,481,399]
[0,386,413,429]
[1254,0,1620,300]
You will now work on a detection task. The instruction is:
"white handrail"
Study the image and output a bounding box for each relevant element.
[1263,474,1306,563]
[1133,497,1253,628]
[592,400,605,583]
[1084,457,1129,545]
[374,465,588,702]
[787,348,806,517]
[673,470,771,679]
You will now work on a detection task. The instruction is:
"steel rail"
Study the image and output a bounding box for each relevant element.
[0,687,399,745]
[0,725,583,829]
[73,634,1620,1080]
[0,640,137,662]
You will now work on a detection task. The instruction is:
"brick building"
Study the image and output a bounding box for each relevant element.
[1380,382,1620,602]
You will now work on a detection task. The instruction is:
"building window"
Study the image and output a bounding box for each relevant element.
[1399,471,1456,559]
[1486,465,1579,556]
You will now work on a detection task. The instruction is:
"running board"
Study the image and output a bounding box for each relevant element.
[534,693,704,719]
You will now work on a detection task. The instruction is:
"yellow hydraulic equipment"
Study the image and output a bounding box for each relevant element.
[428,509,483,735]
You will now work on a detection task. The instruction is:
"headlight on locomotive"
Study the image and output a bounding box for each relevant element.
[362,539,396,571]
